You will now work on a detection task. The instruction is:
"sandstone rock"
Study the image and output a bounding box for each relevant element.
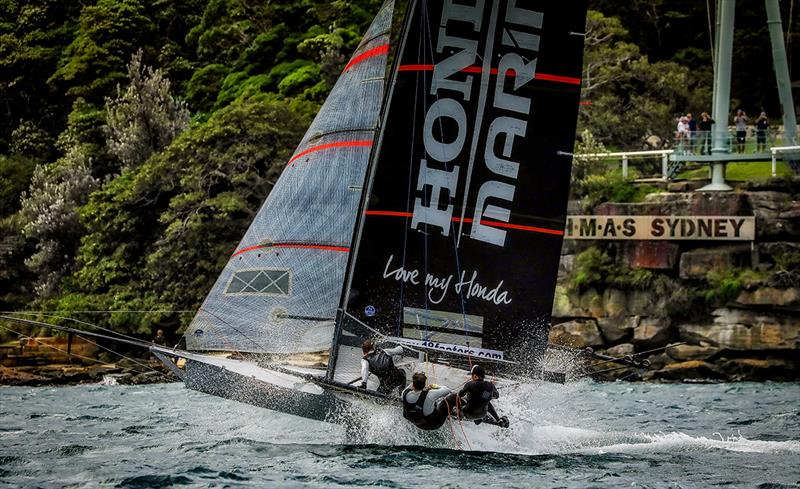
[621,241,680,270]
[640,192,750,217]
[668,181,706,193]
[628,291,656,316]
[666,344,720,361]
[603,288,628,318]
[558,254,575,282]
[748,191,800,239]
[719,358,800,381]
[679,311,799,350]
[576,288,604,318]
[744,177,800,193]
[551,285,573,318]
[652,360,726,381]
[549,319,604,348]
[735,287,800,309]
[603,343,634,357]
[645,352,672,370]
[597,316,637,344]
[633,317,672,348]
[679,245,751,279]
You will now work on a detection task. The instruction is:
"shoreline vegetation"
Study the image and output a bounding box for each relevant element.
[1,1,798,384]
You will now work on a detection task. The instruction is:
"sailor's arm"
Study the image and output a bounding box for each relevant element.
[360,358,370,388]
[383,345,404,356]
[422,386,452,416]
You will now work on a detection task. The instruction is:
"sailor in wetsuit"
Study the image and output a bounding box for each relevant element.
[360,339,406,395]
[458,365,509,428]
[401,372,457,430]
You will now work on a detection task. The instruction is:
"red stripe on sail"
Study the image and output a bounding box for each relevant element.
[397,64,581,85]
[478,220,565,236]
[398,64,433,72]
[364,210,413,217]
[365,210,564,236]
[232,243,350,257]
[534,73,581,85]
[343,44,390,73]
[288,140,373,166]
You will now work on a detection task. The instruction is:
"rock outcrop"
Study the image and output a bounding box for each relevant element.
[552,179,800,382]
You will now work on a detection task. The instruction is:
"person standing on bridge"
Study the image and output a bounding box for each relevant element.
[698,112,715,155]
[734,110,749,153]
[756,112,769,152]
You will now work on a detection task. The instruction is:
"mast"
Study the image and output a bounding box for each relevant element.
[327,0,418,381]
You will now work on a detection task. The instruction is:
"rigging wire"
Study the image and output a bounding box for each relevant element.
[396,3,425,338]
[0,324,154,377]
[4,311,176,374]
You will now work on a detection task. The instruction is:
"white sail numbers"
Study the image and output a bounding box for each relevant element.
[411,0,543,248]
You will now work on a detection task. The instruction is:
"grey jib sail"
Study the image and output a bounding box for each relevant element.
[186,1,395,354]
[330,0,588,381]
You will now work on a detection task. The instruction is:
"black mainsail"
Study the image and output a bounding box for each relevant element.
[329,0,588,383]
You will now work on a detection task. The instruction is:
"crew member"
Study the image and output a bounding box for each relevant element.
[360,339,406,394]
[401,372,457,430]
[458,364,509,428]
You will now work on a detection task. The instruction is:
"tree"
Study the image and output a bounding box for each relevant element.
[19,148,98,297]
[104,50,190,169]
[578,10,707,147]
[70,93,311,331]
[0,0,83,152]
[48,0,151,103]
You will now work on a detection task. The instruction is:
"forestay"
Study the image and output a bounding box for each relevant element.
[329,0,588,383]
[186,1,395,354]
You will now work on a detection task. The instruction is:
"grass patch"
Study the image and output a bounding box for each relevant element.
[677,161,793,180]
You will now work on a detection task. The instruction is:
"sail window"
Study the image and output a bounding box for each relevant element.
[225,269,291,295]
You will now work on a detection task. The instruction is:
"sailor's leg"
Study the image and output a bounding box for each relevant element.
[487,402,499,422]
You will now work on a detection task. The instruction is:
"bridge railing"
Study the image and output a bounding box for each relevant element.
[578,149,674,180]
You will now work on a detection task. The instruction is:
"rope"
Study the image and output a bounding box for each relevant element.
[454,394,472,451]
[443,397,464,450]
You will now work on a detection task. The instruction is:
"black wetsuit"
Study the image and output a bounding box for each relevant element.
[458,379,500,421]
[401,386,457,430]
[363,348,406,394]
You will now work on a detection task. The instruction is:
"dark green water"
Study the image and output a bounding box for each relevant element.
[1,381,798,488]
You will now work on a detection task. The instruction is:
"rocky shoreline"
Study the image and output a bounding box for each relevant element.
[551,178,799,382]
[0,364,176,387]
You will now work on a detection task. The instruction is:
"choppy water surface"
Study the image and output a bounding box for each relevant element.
[1,381,798,488]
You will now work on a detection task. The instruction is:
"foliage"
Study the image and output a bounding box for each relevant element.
[104,50,190,169]
[579,10,710,147]
[0,0,83,151]
[71,92,310,329]
[48,0,152,102]
[571,129,609,198]
[19,148,98,297]
[581,170,660,208]
[0,155,36,217]
[703,268,768,305]
[774,250,800,272]
[569,245,683,293]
